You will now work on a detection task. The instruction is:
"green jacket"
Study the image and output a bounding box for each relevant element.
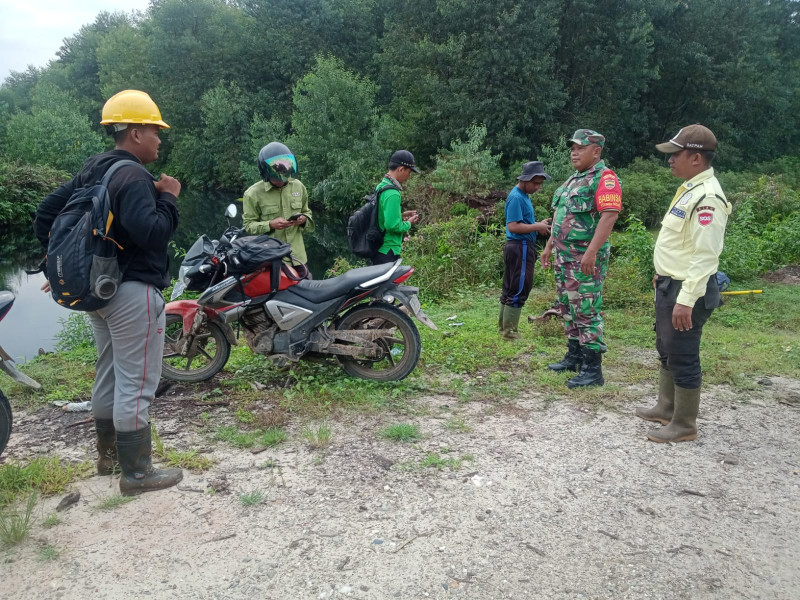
[376,176,410,255]
[242,178,314,264]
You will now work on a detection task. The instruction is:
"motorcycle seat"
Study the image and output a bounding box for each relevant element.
[290,263,403,303]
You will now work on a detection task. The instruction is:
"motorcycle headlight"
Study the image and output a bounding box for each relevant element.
[179,265,191,285]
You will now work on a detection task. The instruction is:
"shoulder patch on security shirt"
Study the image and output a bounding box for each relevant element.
[678,192,693,205]
[669,206,686,219]
[696,205,715,212]
[595,170,622,211]
[698,211,714,227]
[291,192,301,197]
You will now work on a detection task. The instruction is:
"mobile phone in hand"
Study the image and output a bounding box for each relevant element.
[287,213,303,221]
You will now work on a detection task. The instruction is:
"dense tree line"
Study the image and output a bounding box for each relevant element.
[0,0,798,214]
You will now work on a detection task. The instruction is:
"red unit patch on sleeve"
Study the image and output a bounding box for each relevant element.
[698,211,714,227]
[595,171,622,211]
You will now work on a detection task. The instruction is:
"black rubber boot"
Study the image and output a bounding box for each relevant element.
[116,428,183,496]
[498,304,506,333]
[548,339,581,372]
[566,347,605,388]
[95,418,118,476]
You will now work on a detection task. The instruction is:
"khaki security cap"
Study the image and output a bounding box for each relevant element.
[656,124,717,153]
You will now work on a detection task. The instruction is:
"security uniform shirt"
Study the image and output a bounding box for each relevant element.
[242,178,314,265]
[551,159,622,254]
[653,168,730,307]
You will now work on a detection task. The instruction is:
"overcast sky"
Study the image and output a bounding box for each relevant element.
[0,0,153,82]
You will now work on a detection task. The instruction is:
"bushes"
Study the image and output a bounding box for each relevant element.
[720,177,800,279]
[0,161,70,225]
[403,216,504,300]
[615,158,676,227]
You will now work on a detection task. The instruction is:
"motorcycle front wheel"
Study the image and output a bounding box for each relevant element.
[162,313,231,383]
[0,389,12,457]
[335,303,421,382]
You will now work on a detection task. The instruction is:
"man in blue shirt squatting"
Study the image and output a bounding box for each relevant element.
[498,161,552,339]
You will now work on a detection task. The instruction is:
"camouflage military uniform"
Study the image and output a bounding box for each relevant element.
[551,159,622,352]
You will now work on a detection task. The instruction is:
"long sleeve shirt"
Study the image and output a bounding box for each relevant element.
[376,175,410,256]
[653,168,731,307]
[242,178,314,265]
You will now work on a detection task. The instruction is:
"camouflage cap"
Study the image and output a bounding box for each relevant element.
[568,129,605,148]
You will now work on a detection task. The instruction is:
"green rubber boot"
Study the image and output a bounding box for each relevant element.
[647,386,700,443]
[635,368,675,425]
[502,307,522,340]
[117,428,183,496]
[95,419,118,476]
[498,304,506,333]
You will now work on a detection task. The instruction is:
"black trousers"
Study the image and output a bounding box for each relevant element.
[500,240,537,308]
[654,275,720,389]
[371,249,399,265]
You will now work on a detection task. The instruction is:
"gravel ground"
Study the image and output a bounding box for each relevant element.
[2,376,799,600]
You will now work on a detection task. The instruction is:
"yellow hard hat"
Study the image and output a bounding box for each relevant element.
[100,90,169,129]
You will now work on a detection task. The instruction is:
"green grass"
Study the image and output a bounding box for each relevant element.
[380,423,420,442]
[152,426,213,471]
[444,417,472,433]
[38,545,60,561]
[8,279,799,425]
[42,514,61,528]
[0,492,37,547]
[418,452,474,471]
[214,425,287,449]
[0,456,93,507]
[239,490,264,506]
[93,495,135,511]
[302,422,332,448]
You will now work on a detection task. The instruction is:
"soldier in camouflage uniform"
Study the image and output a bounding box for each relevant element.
[540,129,621,388]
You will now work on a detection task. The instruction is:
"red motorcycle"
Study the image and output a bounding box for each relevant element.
[162,205,436,383]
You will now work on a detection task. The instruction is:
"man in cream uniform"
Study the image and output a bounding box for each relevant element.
[637,124,731,443]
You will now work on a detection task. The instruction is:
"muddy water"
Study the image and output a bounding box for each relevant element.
[0,191,350,362]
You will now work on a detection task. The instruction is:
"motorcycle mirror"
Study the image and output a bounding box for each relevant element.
[225,204,238,219]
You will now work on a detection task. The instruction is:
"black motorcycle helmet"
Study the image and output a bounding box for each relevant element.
[257,142,298,183]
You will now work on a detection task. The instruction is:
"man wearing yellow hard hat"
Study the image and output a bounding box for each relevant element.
[35,90,184,495]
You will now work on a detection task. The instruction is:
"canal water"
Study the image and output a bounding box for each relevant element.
[0,191,351,362]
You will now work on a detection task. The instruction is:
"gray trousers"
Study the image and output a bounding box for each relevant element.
[89,281,165,432]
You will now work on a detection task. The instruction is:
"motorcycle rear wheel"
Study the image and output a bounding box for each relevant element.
[336,303,421,382]
[0,389,12,457]
[162,313,231,383]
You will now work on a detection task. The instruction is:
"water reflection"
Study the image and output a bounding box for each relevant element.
[1,192,352,360]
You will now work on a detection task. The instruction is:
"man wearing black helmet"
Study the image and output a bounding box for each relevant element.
[372,150,420,265]
[243,142,315,278]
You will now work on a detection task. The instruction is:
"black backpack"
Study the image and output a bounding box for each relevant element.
[347,183,400,258]
[46,159,154,311]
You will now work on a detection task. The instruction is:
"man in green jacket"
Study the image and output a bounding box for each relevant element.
[372,150,420,265]
[243,142,314,278]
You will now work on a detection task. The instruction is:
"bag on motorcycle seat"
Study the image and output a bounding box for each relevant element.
[228,235,293,275]
[46,160,153,311]
[347,184,400,259]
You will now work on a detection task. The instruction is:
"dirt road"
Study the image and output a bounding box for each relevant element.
[2,377,799,599]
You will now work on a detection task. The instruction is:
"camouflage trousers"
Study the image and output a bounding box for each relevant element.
[554,247,609,352]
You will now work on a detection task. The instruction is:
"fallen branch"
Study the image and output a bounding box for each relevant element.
[202,533,236,544]
[191,401,230,407]
[66,418,94,428]
[680,489,707,497]
[597,529,620,541]
[667,544,702,555]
